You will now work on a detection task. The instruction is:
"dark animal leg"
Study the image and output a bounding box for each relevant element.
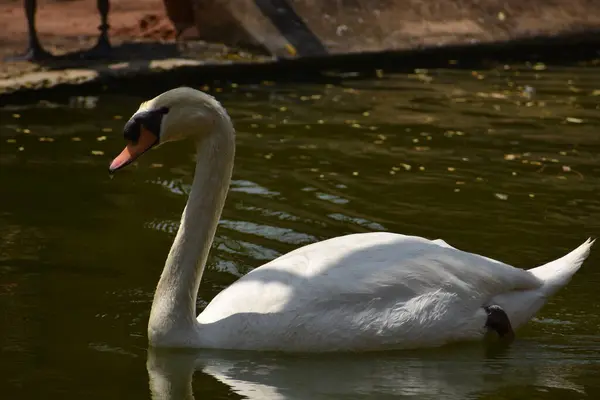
[484,305,515,342]
[5,0,53,61]
[86,0,112,58]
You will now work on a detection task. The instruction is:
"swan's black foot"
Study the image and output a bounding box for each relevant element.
[5,45,54,62]
[484,305,515,342]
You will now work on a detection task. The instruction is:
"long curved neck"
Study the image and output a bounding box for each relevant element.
[148,115,235,347]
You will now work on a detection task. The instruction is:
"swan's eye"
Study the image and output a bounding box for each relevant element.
[123,107,169,143]
[123,118,141,143]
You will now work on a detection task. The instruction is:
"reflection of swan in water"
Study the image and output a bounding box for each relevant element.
[146,345,586,400]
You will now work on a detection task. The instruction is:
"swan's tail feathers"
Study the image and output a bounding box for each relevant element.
[528,238,595,297]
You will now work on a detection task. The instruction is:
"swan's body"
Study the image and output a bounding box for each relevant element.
[110,87,594,352]
[196,233,592,351]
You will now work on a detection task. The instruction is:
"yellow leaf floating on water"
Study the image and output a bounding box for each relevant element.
[447,167,456,172]
[352,171,359,176]
[91,150,104,156]
[39,137,54,142]
[12,113,21,118]
[97,136,107,141]
[150,163,163,168]
[18,146,25,151]
[113,115,122,120]
[71,137,81,141]
[566,117,583,124]
[495,193,508,200]
[23,129,31,134]
[6,139,16,143]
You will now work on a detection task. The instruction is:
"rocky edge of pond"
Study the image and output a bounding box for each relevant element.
[1,32,600,105]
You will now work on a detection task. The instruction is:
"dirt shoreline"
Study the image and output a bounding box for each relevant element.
[1,0,599,104]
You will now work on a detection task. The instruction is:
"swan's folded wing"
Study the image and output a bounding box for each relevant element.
[207,232,543,319]
[277,232,544,305]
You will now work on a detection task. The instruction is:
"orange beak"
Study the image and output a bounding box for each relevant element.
[109,126,158,173]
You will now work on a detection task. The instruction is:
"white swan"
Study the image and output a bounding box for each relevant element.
[110,87,594,352]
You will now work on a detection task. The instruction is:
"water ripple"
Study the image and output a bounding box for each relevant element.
[219,219,317,245]
[215,236,281,261]
[328,213,387,231]
[230,179,280,196]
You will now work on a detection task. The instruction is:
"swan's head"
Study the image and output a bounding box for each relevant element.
[109,87,228,173]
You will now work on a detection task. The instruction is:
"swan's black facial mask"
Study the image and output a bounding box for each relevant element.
[109,107,169,173]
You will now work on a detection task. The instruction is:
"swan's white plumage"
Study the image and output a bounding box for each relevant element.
[197,233,592,351]
[119,87,594,352]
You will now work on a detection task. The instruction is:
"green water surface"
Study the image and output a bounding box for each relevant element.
[1,66,599,399]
